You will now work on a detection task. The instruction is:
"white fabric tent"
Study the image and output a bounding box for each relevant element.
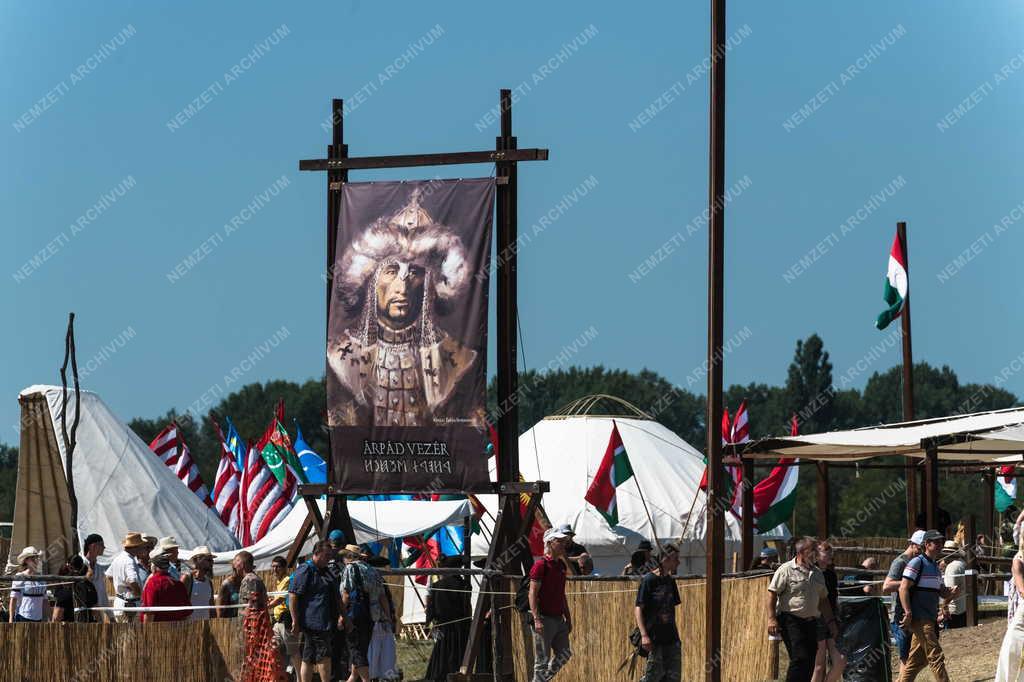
[180,498,472,573]
[400,414,787,625]
[18,385,240,565]
[743,406,1024,461]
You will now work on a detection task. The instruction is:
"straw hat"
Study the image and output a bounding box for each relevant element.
[157,536,180,552]
[16,546,41,564]
[190,545,214,561]
[341,544,368,559]
[122,532,146,549]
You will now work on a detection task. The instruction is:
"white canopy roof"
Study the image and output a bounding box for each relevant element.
[18,385,241,565]
[742,405,1024,462]
[181,498,472,573]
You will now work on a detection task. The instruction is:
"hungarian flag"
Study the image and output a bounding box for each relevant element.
[875,232,908,330]
[996,465,1017,512]
[585,421,635,526]
[752,414,800,533]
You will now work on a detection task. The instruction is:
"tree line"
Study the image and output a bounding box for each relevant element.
[0,334,1017,536]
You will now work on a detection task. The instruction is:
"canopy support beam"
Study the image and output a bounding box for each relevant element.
[924,446,939,530]
[816,462,830,539]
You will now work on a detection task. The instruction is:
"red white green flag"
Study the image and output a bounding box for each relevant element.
[585,421,635,526]
[875,232,908,330]
[752,414,800,532]
[996,465,1017,512]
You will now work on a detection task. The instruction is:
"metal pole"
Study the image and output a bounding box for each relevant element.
[705,0,727,677]
[897,221,918,535]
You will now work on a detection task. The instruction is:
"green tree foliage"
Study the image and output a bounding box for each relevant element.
[0,337,1019,537]
[0,443,17,524]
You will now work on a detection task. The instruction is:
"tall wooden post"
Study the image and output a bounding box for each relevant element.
[924,446,939,531]
[816,462,830,540]
[964,513,978,627]
[898,221,918,535]
[492,87,521,677]
[985,469,996,543]
[741,458,754,569]
[324,98,356,544]
[705,0,727,678]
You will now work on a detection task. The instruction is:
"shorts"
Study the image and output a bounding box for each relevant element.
[890,621,910,662]
[815,618,833,642]
[273,621,300,657]
[347,620,373,668]
[302,629,332,663]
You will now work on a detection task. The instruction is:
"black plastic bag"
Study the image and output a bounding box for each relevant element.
[837,597,892,682]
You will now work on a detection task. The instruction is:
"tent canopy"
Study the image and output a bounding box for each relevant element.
[741,405,1024,462]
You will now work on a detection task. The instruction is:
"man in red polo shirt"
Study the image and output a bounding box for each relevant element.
[141,547,190,623]
[529,527,573,682]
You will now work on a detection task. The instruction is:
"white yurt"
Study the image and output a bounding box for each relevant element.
[475,395,762,575]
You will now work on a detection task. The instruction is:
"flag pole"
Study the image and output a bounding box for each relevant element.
[632,475,661,550]
[897,221,919,534]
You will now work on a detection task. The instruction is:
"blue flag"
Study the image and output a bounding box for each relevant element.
[225,417,248,473]
[294,421,327,485]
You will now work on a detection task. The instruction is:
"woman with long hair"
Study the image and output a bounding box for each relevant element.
[995,534,1024,680]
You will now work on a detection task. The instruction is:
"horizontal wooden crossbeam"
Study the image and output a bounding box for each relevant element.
[299,148,548,171]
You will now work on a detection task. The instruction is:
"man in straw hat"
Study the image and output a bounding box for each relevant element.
[109,532,150,622]
[155,536,182,581]
[897,530,959,682]
[529,527,573,682]
[634,543,681,682]
[341,543,391,682]
[141,545,189,623]
[8,546,47,622]
[940,539,967,630]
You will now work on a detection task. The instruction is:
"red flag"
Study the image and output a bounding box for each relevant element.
[149,423,212,506]
[699,407,733,491]
[791,414,799,436]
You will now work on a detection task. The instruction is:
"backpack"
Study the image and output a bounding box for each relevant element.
[514,575,532,614]
[346,563,370,622]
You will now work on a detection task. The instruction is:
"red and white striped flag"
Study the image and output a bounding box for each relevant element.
[240,412,297,545]
[210,419,241,536]
[727,401,748,515]
[149,423,211,506]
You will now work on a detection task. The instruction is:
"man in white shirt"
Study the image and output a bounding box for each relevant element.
[109,532,149,622]
[81,533,109,615]
[941,540,967,629]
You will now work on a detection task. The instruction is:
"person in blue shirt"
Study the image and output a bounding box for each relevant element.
[289,540,344,682]
[897,530,959,682]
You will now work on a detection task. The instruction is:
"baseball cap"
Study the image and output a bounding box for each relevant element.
[909,530,926,545]
[760,547,778,558]
[328,529,344,543]
[637,540,654,552]
[922,530,944,543]
[543,527,568,543]
[556,523,575,537]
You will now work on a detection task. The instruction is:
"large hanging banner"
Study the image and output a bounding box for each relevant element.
[327,178,494,493]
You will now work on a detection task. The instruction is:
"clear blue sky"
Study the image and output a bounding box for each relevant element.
[4,2,1024,443]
